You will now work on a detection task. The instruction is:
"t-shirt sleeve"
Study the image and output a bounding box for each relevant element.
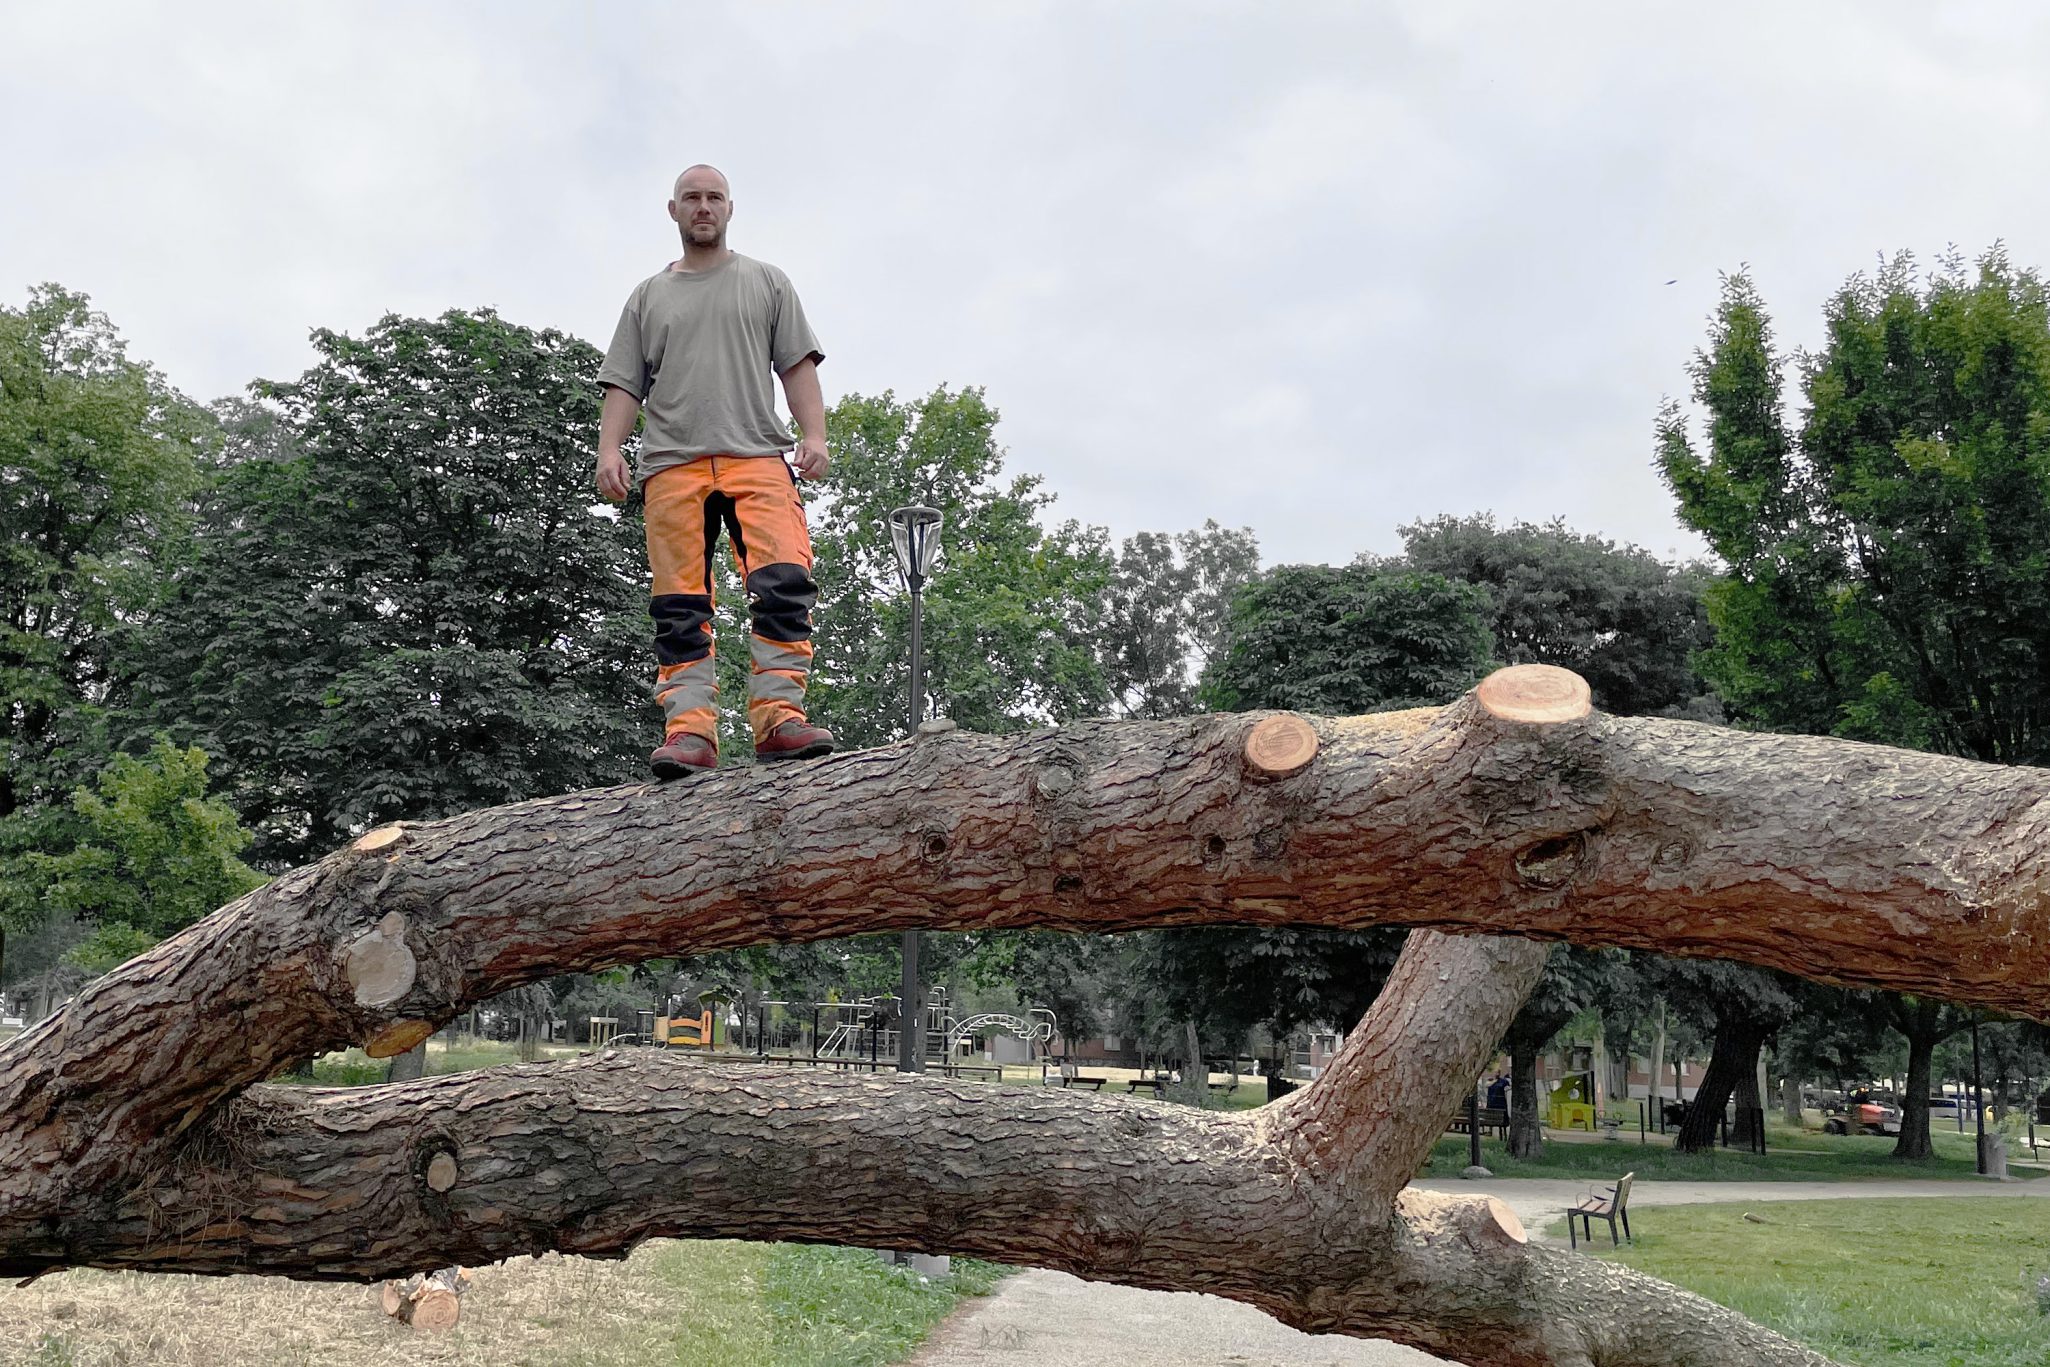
[597,297,648,399]
[769,273,824,374]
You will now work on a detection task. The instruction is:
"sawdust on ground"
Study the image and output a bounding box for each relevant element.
[0,1244,708,1367]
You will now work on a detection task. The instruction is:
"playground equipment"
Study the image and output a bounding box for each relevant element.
[655,1006,715,1049]
[944,1008,1056,1057]
[1547,1070,1598,1131]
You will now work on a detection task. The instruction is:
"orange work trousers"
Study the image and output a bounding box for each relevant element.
[644,455,816,746]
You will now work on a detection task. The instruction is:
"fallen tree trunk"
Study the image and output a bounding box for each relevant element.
[6,932,1828,1365]
[6,663,2037,1362]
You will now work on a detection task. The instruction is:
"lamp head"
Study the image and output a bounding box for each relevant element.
[887,505,944,585]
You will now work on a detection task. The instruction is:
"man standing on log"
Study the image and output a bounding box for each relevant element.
[596,164,836,779]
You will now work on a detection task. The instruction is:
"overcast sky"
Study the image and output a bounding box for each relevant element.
[7,2,2050,568]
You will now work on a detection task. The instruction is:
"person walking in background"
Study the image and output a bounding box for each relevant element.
[595,163,836,779]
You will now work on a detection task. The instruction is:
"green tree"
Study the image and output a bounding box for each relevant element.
[1772,986,1891,1120]
[1202,563,1496,713]
[124,310,650,865]
[1881,997,1971,1159]
[1,285,215,983]
[1659,249,2050,759]
[1660,250,2050,1155]
[1113,563,1496,1099]
[1398,514,1718,718]
[1,286,210,812]
[1500,947,1623,1160]
[804,386,1113,749]
[1097,521,1260,719]
[19,740,263,972]
[1652,959,1806,1154]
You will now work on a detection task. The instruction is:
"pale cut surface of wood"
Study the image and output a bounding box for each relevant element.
[1242,712,1320,779]
[1476,664,1592,723]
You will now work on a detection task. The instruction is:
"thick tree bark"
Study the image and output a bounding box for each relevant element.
[1676,1019,1763,1153]
[1178,1018,1208,1106]
[3,930,1830,1365]
[1505,1033,1546,1161]
[1889,999,1957,1161]
[10,662,2038,1361]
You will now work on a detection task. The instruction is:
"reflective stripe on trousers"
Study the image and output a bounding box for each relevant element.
[644,455,817,745]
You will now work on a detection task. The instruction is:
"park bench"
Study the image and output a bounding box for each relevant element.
[1128,1074,1172,1097]
[1567,1172,1634,1249]
[1447,1106,1510,1138]
[1055,1073,1108,1090]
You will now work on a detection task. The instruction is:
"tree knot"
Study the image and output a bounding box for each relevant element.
[1513,831,1593,889]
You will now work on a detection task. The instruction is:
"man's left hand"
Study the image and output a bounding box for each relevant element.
[791,435,830,480]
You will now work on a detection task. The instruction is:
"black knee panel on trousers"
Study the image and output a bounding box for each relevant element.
[651,592,715,665]
[744,564,817,643]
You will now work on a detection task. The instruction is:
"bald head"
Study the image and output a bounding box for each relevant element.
[673,164,730,197]
[668,165,734,255]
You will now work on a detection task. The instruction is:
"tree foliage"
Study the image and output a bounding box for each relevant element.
[1096,521,1259,719]
[124,310,650,865]
[804,386,1112,749]
[24,740,263,946]
[1203,563,1496,714]
[1659,250,2050,1153]
[1399,514,1717,719]
[1659,250,2050,760]
[1,286,211,818]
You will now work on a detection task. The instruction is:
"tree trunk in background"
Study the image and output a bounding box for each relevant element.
[1178,1019,1208,1106]
[1677,1020,1764,1153]
[1507,1035,1545,1160]
[1894,1025,1939,1160]
[1648,1010,1668,1114]
[386,1039,427,1082]
[1781,1073,1804,1127]
[1732,1053,1767,1147]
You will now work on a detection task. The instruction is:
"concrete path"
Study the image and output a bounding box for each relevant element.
[911,1175,2047,1366]
[910,1267,1442,1366]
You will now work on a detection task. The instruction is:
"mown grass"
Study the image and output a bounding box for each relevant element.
[1428,1122,2046,1183]
[1566,1198,2050,1366]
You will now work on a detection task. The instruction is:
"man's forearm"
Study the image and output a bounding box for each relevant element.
[600,386,641,456]
[781,360,826,441]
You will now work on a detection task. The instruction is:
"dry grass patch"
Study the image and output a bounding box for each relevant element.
[0,1242,754,1367]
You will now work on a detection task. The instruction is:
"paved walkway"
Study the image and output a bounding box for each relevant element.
[910,1267,1441,1366]
[911,1175,2046,1366]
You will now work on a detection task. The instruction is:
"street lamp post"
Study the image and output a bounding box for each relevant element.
[888,506,943,1077]
[1972,1015,1989,1175]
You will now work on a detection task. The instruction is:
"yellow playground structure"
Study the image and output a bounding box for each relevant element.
[654,1006,716,1049]
[1547,1070,1597,1131]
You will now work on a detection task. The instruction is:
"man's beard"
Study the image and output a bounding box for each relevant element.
[688,222,725,247]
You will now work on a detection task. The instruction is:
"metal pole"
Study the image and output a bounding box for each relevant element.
[1468,1089,1482,1169]
[899,577,926,1074]
[1972,1018,1988,1174]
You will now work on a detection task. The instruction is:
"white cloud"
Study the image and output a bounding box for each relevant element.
[7,2,2050,569]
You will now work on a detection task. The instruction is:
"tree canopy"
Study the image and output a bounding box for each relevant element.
[1659,249,2050,760]
[123,310,650,866]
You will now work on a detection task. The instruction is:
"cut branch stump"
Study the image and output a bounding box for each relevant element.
[380,1266,469,1331]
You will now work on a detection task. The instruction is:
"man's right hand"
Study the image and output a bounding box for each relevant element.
[596,449,632,502]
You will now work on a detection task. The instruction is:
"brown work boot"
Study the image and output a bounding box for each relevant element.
[650,731,718,781]
[755,718,836,762]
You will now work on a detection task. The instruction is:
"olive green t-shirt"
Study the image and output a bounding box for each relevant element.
[598,253,824,483]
